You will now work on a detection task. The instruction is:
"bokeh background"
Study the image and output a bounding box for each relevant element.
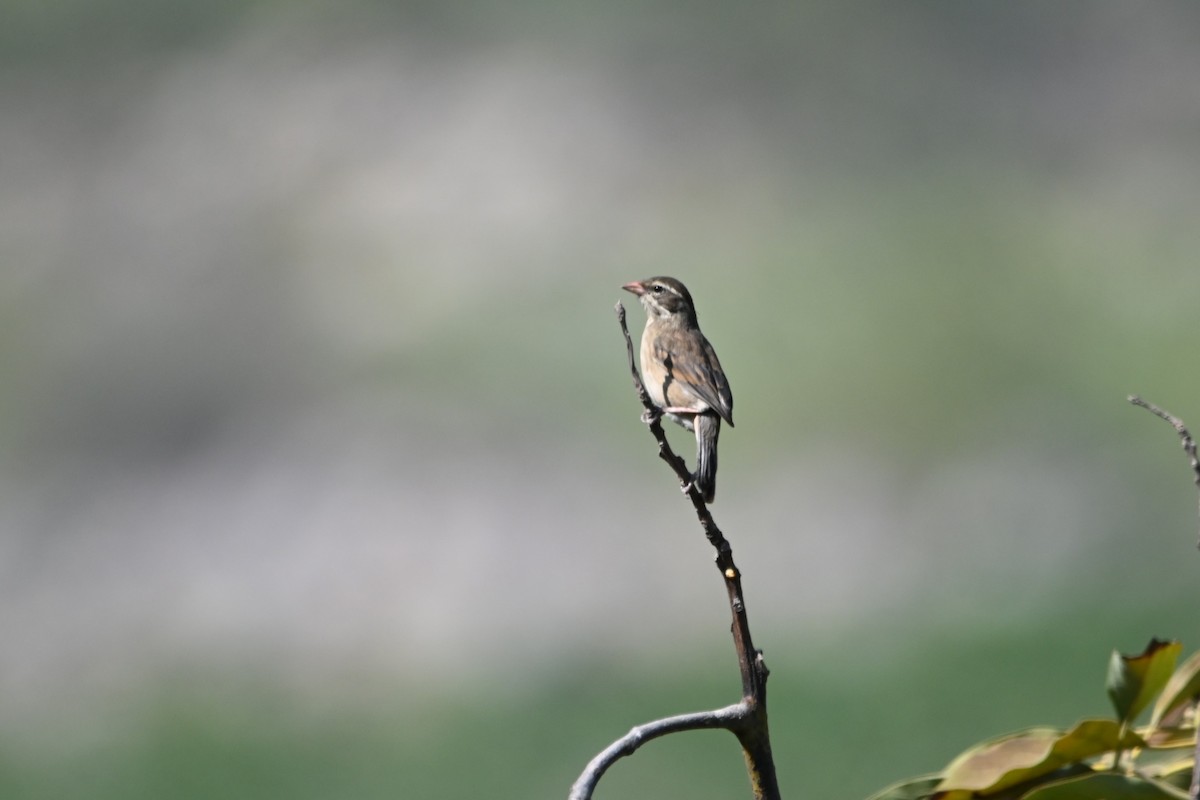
[3,2,1200,798]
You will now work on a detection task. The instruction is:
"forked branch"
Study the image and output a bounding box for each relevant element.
[567,303,780,800]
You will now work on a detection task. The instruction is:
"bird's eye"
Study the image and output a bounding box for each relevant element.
[652,284,664,294]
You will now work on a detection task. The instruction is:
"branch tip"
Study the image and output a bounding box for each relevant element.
[1131,395,1200,549]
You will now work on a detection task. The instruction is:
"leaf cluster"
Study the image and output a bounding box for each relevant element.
[870,640,1200,800]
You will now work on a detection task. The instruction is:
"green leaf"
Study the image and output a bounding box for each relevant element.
[862,773,941,800]
[1108,639,1183,724]
[1018,772,1190,800]
[1149,649,1200,729]
[936,720,1145,794]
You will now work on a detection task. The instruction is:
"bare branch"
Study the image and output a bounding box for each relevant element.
[569,304,781,800]
[1128,395,1200,800]
[616,301,706,504]
[568,704,749,800]
[1129,395,1200,546]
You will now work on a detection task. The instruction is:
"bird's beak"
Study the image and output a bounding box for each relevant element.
[622,281,645,296]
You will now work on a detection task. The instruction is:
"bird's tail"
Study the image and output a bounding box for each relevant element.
[693,413,720,504]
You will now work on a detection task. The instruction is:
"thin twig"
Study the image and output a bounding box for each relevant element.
[568,704,749,800]
[616,302,769,703]
[1129,395,1200,546]
[569,304,780,800]
[615,302,706,507]
[1128,395,1200,800]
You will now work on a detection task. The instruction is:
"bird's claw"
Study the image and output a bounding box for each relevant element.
[641,407,662,425]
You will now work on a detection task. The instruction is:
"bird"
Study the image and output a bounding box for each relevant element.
[622,276,733,503]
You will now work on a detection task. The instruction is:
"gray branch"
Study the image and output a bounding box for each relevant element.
[568,704,749,800]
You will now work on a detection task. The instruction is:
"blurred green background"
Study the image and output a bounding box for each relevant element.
[3,2,1200,798]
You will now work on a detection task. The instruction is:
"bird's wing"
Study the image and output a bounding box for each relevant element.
[653,333,734,426]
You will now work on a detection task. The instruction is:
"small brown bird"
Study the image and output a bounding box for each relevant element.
[623,276,734,503]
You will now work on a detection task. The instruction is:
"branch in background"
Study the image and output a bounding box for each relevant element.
[1129,395,1200,546]
[1128,395,1200,800]
[568,303,780,800]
